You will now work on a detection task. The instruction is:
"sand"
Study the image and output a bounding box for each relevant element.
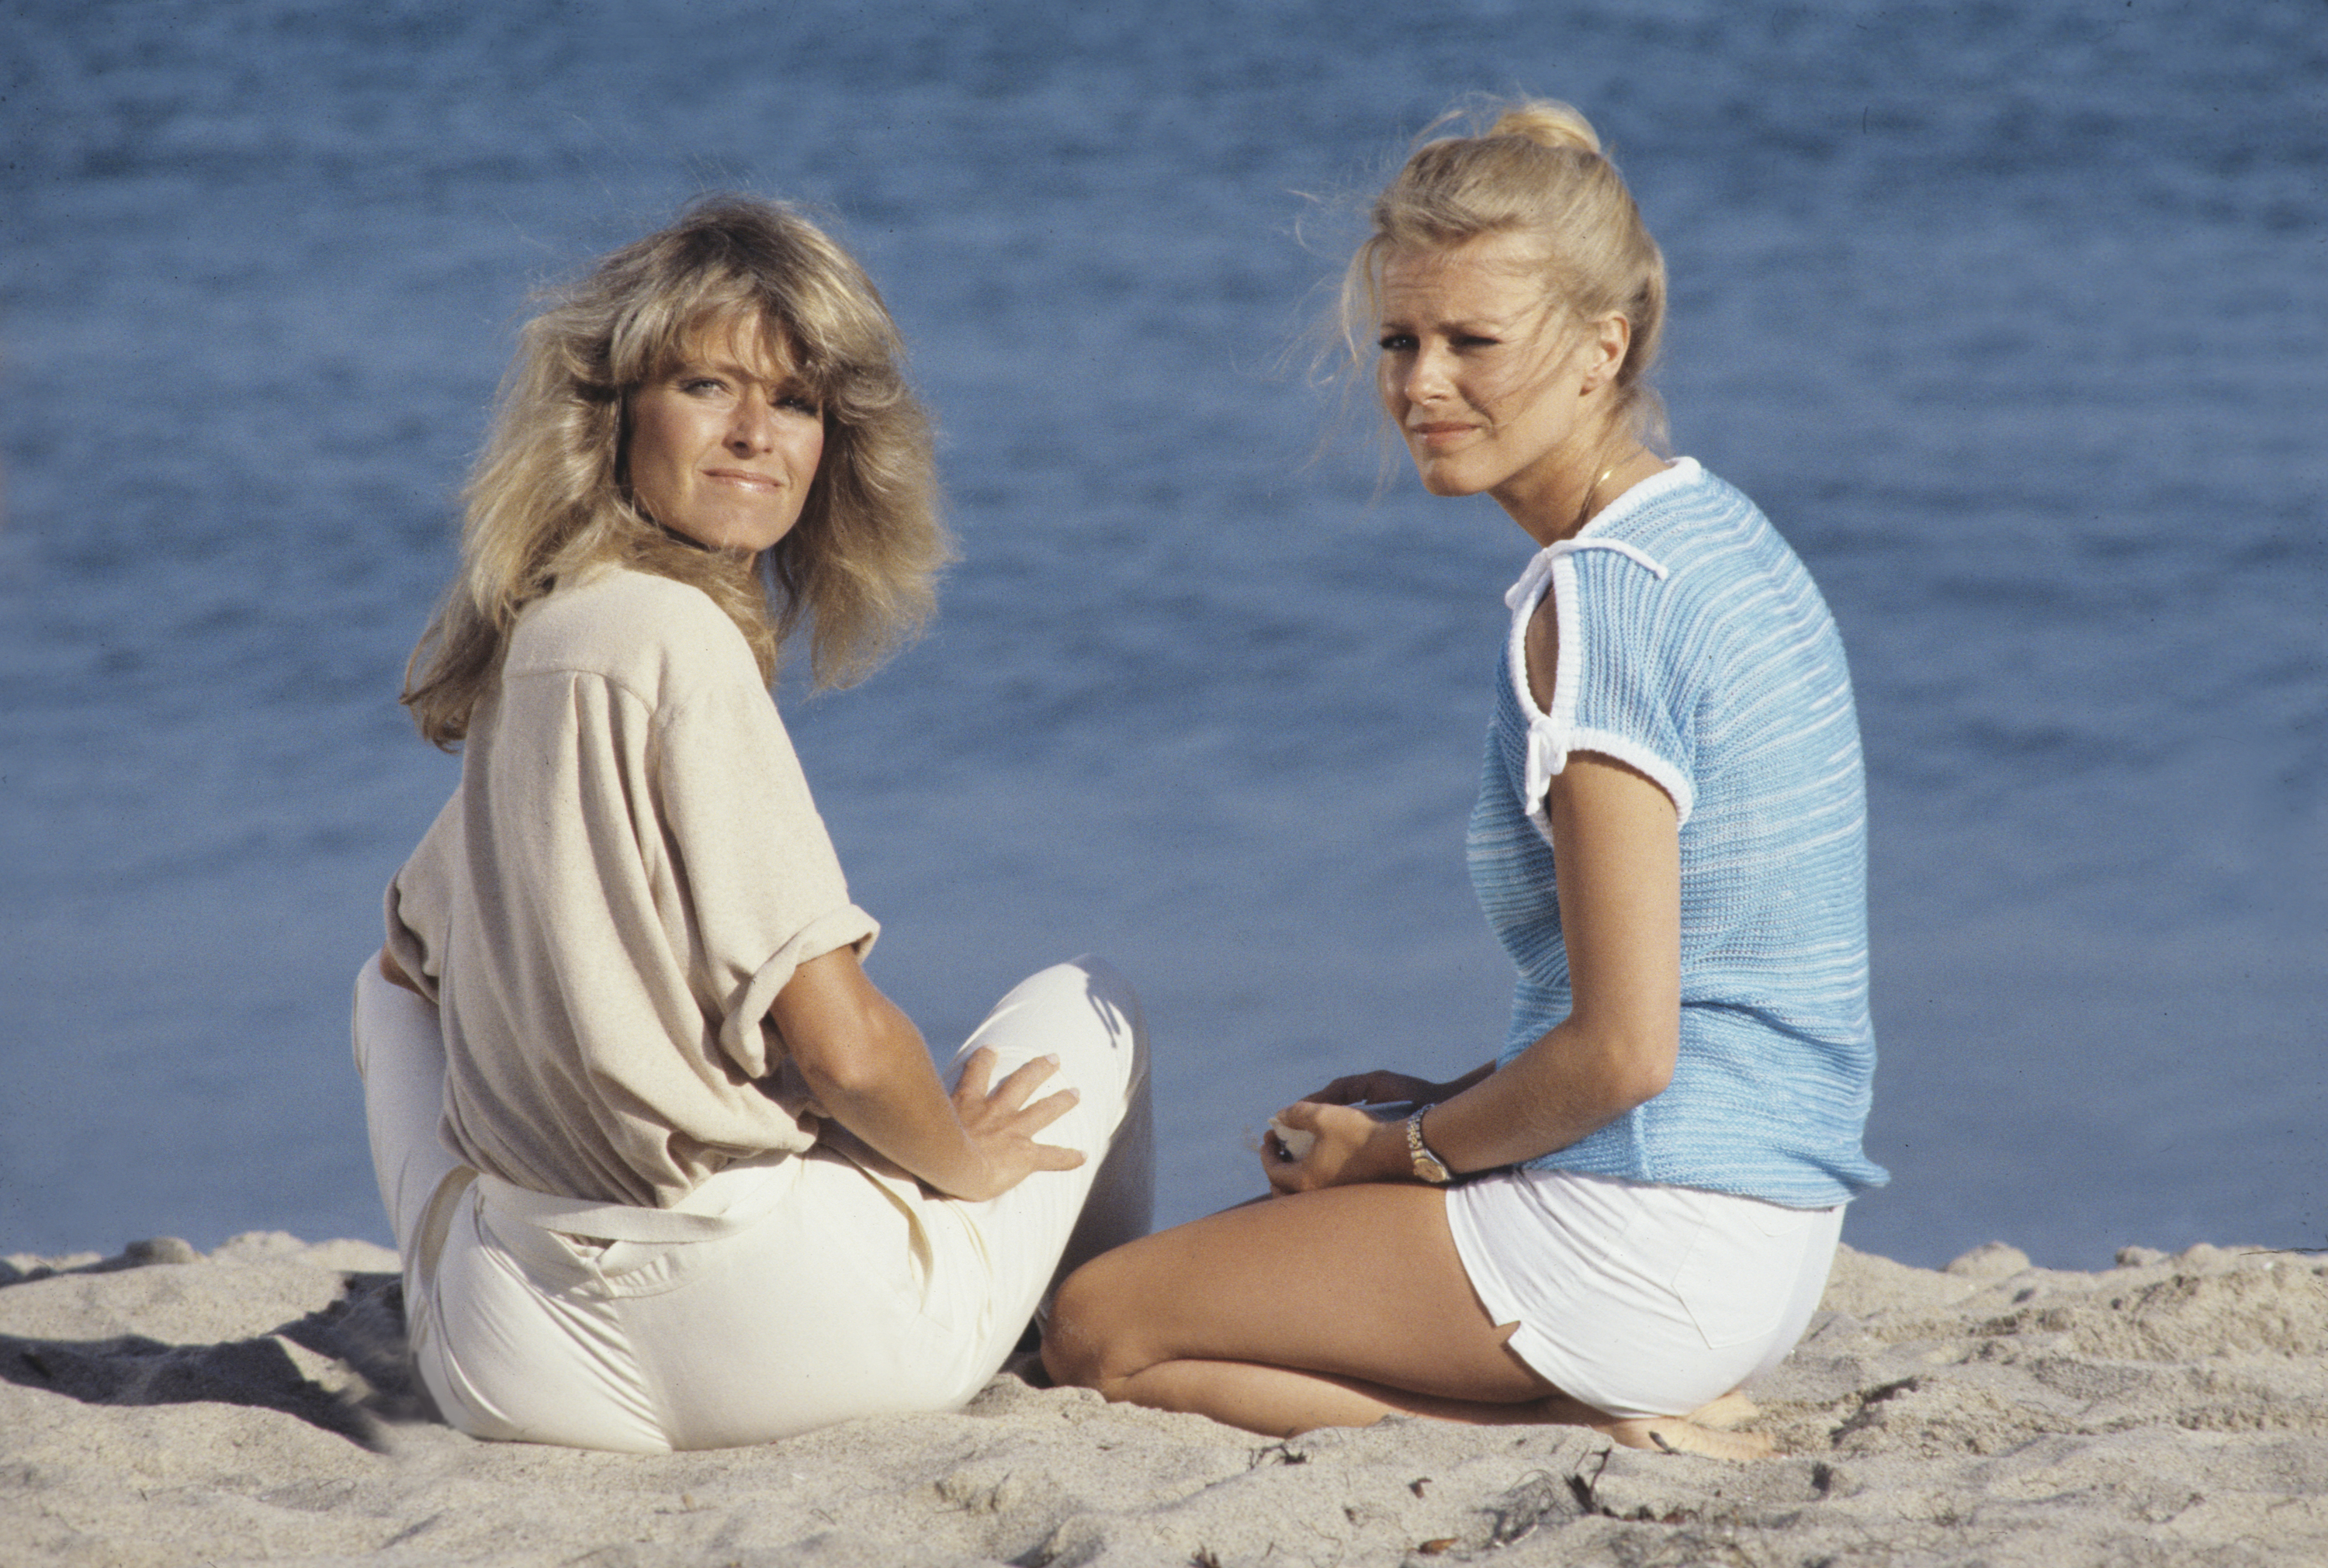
[4,1231,2325,1566]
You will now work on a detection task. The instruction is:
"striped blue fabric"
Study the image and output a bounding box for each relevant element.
[1467,459,1889,1207]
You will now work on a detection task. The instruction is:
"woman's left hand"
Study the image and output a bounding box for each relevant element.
[1260,1100,1410,1194]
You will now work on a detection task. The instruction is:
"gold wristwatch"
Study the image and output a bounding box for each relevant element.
[1405,1105,1452,1185]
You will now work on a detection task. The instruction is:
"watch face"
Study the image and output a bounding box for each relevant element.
[1406,1111,1451,1182]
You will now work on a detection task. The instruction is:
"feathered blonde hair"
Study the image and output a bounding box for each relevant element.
[404,195,951,747]
[1339,98,1669,445]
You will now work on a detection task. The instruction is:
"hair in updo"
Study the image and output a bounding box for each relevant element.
[1342,98,1668,443]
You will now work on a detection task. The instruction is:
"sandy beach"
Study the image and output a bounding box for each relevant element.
[4,1231,2324,1566]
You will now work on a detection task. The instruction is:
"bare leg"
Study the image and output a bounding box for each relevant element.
[1043,1182,1769,1456]
[1108,1355,1618,1438]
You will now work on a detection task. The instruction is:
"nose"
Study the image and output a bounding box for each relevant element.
[1401,344,1453,407]
[726,399,775,453]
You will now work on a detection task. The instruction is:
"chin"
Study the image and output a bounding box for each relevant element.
[1416,468,1482,499]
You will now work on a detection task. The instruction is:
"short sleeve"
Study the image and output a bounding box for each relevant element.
[383,792,462,1004]
[643,663,879,1084]
[1533,539,1697,826]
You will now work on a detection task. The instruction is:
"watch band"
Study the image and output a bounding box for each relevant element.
[1405,1105,1452,1185]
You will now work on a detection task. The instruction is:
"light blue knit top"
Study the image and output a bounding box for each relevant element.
[1467,459,1888,1208]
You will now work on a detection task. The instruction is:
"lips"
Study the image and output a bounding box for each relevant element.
[1409,423,1478,449]
[704,469,783,492]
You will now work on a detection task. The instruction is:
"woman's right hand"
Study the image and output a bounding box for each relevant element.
[1303,1069,1445,1109]
[1270,1060,1497,1187]
[1260,1099,1410,1193]
[946,1047,1086,1201]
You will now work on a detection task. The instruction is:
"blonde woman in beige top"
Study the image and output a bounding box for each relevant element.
[359,197,1152,1452]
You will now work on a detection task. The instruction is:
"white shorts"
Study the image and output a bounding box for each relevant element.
[353,957,1152,1452]
[1444,1166,1841,1421]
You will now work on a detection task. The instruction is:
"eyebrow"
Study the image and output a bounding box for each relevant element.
[671,355,810,389]
[1377,313,1516,334]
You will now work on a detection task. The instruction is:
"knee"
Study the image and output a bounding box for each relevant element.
[1040,1256,1126,1395]
[1062,955,1146,1065]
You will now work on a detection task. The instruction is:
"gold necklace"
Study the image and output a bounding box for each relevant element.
[1577,451,1630,531]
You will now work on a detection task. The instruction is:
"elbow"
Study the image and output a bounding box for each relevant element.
[786,995,902,1103]
[1608,1027,1677,1113]
[1625,1051,1675,1110]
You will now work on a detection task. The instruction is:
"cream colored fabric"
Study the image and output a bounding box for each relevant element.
[354,957,1155,1452]
[386,565,878,1208]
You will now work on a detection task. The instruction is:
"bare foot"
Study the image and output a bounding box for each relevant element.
[1684,1390,1762,1431]
[1602,1415,1777,1461]
[1519,1390,1775,1459]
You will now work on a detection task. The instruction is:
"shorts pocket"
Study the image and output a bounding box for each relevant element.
[1668,1201,1816,1351]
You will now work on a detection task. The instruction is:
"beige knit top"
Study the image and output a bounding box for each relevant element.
[385,565,879,1207]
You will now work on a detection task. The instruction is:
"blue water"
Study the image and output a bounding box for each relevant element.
[2,0,2321,1270]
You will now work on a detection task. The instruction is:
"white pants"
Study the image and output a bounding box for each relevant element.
[352,957,1152,1452]
[1446,1167,1842,1421]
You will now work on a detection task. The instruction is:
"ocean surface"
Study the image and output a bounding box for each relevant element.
[2,0,2321,1270]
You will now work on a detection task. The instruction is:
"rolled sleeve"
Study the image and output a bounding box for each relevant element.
[647,645,881,1085]
[383,794,462,1006]
[719,904,882,1080]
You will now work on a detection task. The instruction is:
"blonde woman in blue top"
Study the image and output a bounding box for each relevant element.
[1044,101,1886,1458]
